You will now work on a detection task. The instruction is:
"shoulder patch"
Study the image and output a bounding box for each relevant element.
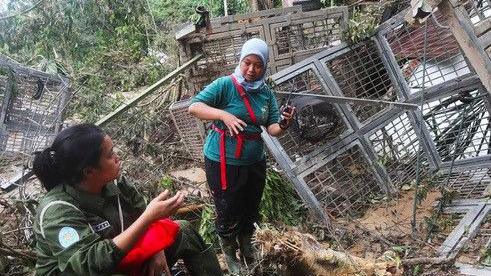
[58,227,80,248]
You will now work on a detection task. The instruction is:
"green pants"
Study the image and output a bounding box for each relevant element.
[165,220,223,275]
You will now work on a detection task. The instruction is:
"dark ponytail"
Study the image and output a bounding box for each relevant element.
[33,124,105,191]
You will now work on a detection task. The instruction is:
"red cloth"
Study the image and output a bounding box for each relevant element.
[230,75,257,124]
[117,219,179,275]
[210,124,261,191]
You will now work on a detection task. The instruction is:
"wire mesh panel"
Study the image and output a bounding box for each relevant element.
[209,6,302,29]
[301,142,383,217]
[169,99,206,162]
[422,87,491,162]
[272,67,350,162]
[177,6,348,92]
[269,7,347,66]
[466,0,491,25]
[466,0,491,59]
[437,168,491,200]
[324,40,398,124]
[367,112,430,188]
[382,11,470,95]
[0,62,69,155]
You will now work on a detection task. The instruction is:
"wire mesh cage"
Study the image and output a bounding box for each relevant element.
[273,67,351,162]
[422,86,491,163]
[301,142,383,217]
[466,0,491,25]
[0,58,69,156]
[367,112,431,188]
[324,40,399,124]
[169,99,206,162]
[464,0,491,59]
[436,167,491,200]
[382,11,470,95]
[177,6,348,92]
[268,8,347,66]
[260,5,491,221]
[187,30,262,91]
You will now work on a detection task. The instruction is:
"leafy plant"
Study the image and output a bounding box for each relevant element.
[480,247,491,266]
[343,5,383,44]
[260,168,305,226]
[159,175,174,191]
[198,204,218,246]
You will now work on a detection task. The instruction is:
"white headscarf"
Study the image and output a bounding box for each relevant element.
[232,38,269,92]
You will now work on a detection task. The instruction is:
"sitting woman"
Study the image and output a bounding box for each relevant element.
[32,123,222,275]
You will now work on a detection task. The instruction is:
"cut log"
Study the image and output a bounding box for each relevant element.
[255,228,403,276]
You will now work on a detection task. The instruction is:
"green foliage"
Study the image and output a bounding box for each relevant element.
[198,204,218,246]
[320,0,337,7]
[160,175,174,191]
[480,247,491,266]
[344,5,382,44]
[149,0,249,24]
[0,0,176,122]
[412,264,423,275]
[260,168,305,226]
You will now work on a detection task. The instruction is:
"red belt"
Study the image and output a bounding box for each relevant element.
[211,124,261,190]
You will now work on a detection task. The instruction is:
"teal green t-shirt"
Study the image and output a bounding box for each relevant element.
[191,76,280,165]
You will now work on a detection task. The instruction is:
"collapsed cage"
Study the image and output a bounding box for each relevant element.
[0,57,69,157]
[1,0,491,271]
[172,1,491,264]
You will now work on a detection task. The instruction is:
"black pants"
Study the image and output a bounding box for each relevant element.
[204,157,266,238]
[164,220,222,275]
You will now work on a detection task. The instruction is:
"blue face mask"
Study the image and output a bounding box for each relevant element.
[232,38,269,92]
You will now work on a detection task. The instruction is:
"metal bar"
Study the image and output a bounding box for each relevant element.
[96,54,203,127]
[440,155,491,171]
[448,205,491,259]
[439,203,487,257]
[0,170,34,191]
[274,91,419,109]
[0,69,14,126]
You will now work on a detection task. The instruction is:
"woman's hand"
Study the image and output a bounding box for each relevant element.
[143,190,185,224]
[143,249,171,276]
[220,111,247,136]
[267,105,296,137]
[279,105,296,129]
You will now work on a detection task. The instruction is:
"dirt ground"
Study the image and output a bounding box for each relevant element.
[357,189,441,237]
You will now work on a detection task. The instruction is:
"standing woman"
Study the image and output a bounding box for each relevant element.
[32,123,222,275]
[188,38,295,273]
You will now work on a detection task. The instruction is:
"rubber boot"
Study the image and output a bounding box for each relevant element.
[238,232,257,269]
[219,236,241,275]
[184,246,223,276]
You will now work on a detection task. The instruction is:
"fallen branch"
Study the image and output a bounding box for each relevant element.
[255,228,403,276]
[402,256,455,266]
[0,241,35,263]
[175,204,204,216]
